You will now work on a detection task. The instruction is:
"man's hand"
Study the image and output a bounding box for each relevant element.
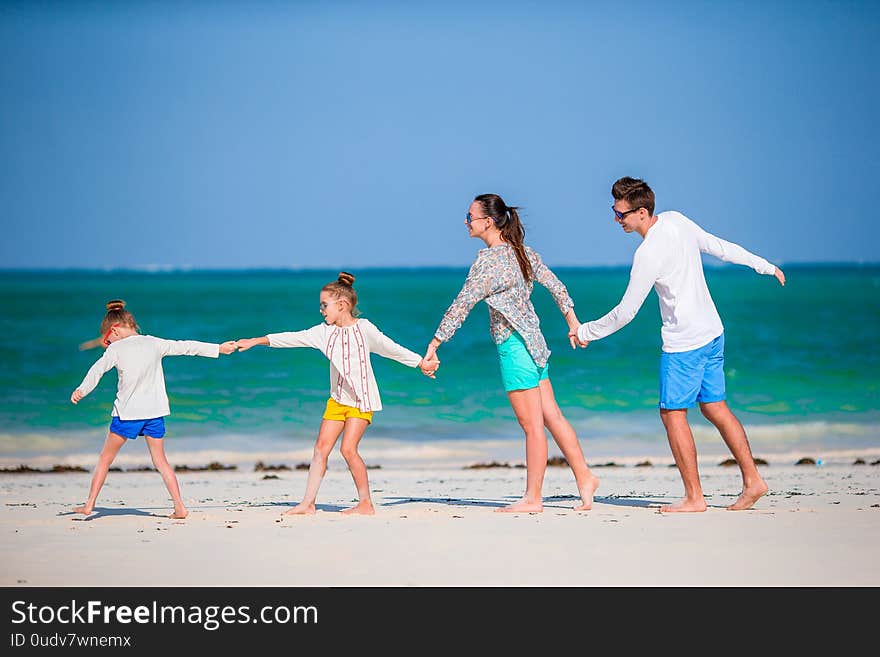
[568,329,589,349]
[774,267,786,286]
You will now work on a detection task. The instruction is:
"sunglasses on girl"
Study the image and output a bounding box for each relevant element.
[102,323,120,347]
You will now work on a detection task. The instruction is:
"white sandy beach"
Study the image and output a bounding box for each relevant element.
[2,454,878,587]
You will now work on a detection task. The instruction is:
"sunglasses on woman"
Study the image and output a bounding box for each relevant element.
[466,212,493,225]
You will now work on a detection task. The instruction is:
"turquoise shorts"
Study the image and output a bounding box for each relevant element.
[497,331,549,392]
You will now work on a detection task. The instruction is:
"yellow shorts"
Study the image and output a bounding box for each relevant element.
[322,397,373,424]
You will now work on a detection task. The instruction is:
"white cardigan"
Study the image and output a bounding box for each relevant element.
[267,318,422,412]
[76,334,220,420]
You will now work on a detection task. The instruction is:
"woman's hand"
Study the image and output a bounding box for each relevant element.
[568,329,589,350]
[219,340,237,355]
[419,354,440,379]
[564,310,587,349]
[420,338,441,377]
[70,389,84,404]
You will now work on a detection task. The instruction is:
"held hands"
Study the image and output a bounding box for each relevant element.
[219,341,237,355]
[564,309,589,349]
[234,337,267,352]
[70,389,84,404]
[419,354,440,379]
[420,339,441,378]
[568,329,589,349]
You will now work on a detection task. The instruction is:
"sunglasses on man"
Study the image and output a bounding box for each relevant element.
[612,206,643,220]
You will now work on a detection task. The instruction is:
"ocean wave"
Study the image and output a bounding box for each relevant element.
[0,421,878,471]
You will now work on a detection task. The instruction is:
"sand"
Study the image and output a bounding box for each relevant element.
[2,455,878,587]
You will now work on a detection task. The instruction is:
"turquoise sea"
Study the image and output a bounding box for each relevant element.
[0,266,878,468]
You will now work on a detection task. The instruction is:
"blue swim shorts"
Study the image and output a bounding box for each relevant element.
[109,416,166,440]
[659,333,726,410]
[497,331,549,392]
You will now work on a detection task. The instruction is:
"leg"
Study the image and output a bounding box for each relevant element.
[700,401,768,510]
[284,419,344,515]
[539,378,599,510]
[659,409,707,512]
[498,386,547,513]
[74,432,127,514]
[339,418,374,515]
[145,436,188,519]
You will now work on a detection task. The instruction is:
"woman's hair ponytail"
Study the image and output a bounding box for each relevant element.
[473,194,533,282]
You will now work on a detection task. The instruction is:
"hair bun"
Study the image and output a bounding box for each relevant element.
[337,271,355,286]
[106,299,126,312]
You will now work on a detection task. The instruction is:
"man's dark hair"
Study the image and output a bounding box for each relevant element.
[612,177,655,216]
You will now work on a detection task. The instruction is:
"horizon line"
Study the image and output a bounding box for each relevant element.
[0,260,878,273]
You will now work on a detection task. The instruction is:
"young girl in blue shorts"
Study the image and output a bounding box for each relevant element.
[71,300,236,518]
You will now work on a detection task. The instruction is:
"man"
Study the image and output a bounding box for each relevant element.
[573,177,785,512]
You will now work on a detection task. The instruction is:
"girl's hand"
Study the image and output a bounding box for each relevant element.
[71,390,84,404]
[236,337,267,352]
[219,340,237,355]
[774,267,786,286]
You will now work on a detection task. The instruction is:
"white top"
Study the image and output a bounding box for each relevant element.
[76,334,220,420]
[578,211,778,352]
[267,318,422,413]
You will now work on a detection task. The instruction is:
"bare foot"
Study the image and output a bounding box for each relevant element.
[496,498,543,513]
[168,508,188,519]
[660,497,708,513]
[73,505,94,515]
[727,480,769,510]
[341,501,375,515]
[574,475,600,511]
[283,503,316,516]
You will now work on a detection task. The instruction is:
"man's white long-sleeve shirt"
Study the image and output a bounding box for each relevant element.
[578,211,777,353]
[267,318,422,413]
[76,334,220,420]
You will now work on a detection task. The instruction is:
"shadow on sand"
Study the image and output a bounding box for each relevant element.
[255,501,350,513]
[58,507,174,521]
[382,494,668,510]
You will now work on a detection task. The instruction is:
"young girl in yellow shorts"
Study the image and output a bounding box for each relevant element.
[236,272,438,515]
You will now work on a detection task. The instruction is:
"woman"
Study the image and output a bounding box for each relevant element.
[422,194,599,513]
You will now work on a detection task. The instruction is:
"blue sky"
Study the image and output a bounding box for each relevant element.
[2,0,878,269]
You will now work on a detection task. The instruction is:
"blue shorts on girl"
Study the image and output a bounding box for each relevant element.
[497,331,549,392]
[659,333,726,410]
[109,416,166,439]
